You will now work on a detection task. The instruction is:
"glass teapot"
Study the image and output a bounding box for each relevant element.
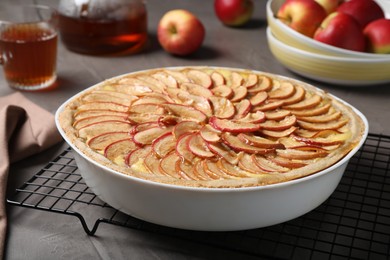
[58,0,147,55]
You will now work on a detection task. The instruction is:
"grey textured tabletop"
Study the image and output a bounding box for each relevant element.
[2,0,390,259]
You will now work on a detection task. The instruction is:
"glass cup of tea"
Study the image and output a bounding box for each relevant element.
[0,4,58,91]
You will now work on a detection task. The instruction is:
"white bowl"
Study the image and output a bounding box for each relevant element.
[55,67,368,231]
[267,27,390,85]
[266,0,390,59]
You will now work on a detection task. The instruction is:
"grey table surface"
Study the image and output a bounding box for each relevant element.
[1,0,390,259]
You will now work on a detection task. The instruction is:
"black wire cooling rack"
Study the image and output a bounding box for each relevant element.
[7,133,390,260]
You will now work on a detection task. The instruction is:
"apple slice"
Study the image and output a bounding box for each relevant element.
[163,103,207,123]
[176,133,197,162]
[237,111,266,123]
[209,116,261,133]
[180,82,213,98]
[176,160,201,180]
[118,77,165,94]
[104,138,138,165]
[268,81,295,99]
[247,75,272,93]
[131,94,171,105]
[259,115,297,131]
[125,146,152,168]
[217,159,251,178]
[252,155,289,173]
[237,133,285,149]
[260,126,297,138]
[186,69,212,88]
[78,121,132,139]
[199,124,221,143]
[111,83,153,96]
[74,110,128,120]
[152,132,176,158]
[234,99,252,119]
[144,151,167,176]
[137,75,168,93]
[221,132,274,154]
[77,101,129,112]
[166,88,212,116]
[230,85,248,102]
[129,103,166,115]
[297,110,342,123]
[297,119,348,131]
[188,133,215,158]
[265,110,291,121]
[209,96,235,119]
[133,126,173,145]
[87,131,131,151]
[164,70,191,84]
[230,72,244,88]
[277,148,328,160]
[292,132,349,146]
[252,100,284,112]
[194,160,216,180]
[128,114,162,124]
[173,120,202,139]
[290,103,331,117]
[152,72,178,89]
[73,115,129,129]
[211,71,226,86]
[249,91,268,106]
[283,95,322,110]
[268,155,306,169]
[207,142,240,165]
[203,159,232,179]
[82,92,134,106]
[159,152,183,179]
[238,154,265,174]
[281,85,305,106]
[211,85,234,98]
[243,74,258,88]
[132,121,160,134]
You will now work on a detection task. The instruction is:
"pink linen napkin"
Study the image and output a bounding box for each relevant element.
[0,92,63,260]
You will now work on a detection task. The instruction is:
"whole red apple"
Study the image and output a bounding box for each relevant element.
[157,9,205,56]
[337,0,385,29]
[277,0,327,37]
[364,18,390,54]
[214,0,254,27]
[314,0,343,14]
[314,12,366,52]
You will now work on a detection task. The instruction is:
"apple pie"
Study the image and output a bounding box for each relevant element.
[58,67,366,188]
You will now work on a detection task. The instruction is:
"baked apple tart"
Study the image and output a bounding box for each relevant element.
[58,67,366,188]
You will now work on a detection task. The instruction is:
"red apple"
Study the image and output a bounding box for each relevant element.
[277,0,327,37]
[364,18,390,54]
[337,0,385,29]
[314,12,366,52]
[214,0,254,27]
[157,9,205,56]
[315,0,343,14]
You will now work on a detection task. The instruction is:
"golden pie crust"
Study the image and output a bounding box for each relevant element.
[58,67,366,188]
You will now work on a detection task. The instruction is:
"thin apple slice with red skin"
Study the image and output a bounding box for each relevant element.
[281,85,305,106]
[237,133,285,149]
[87,131,131,151]
[74,110,128,120]
[159,152,183,179]
[73,115,129,129]
[125,146,152,168]
[111,83,153,96]
[312,129,343,138]
[290,103,331,117]
[78,121,133,139]
[194,160,215,180]
[173,121,202,139]
[118,77,165,94]
[186,69,213,88]
[77,101,129,113]
[167,88,212,116]
[283,95,322,110]
[265,110,291,121]
[176,133,197,162]
[188,133,215,158]
[203,160,232,179]
[268,155,307,169]
[259,115,297,131]
[292,132,350,146]
[176,160,201,180]
[253,100,284,112]
[209,116,261,133]
[164,70,191,84]
[211,85,234,98]
[247,75,272,93]
[297,119,348,131]
[260,126,297,138]
[237,111,266,123]
[137,75,168,93]
[249,91,268,106]
[217,159,251,178]
[133,126,173,145]
[152,132,176,158]
[152,72,178,89]
[268,81,295,99]
[144,151,167,176]
[129,103,166,115]
[180,82,213,98]
[104,138,139,165]
[230,86,247,102]
[222,132,275,155]
[230,72,244,88]
[252,155,289,173]
[128,114,162,124]
[207,142,240,165]
[297,111,342,123]
[211,71,225,86]
[238,154,267,174]
[131,122,160,134]
[209,96,235,119]
[199,124,221,143]
[243,74,258,88]
[132,95,171,106]
[163,103,207,123]
[234,99,251,119]
[277,148,328,160]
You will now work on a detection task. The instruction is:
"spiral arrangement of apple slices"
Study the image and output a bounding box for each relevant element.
[67,67,363,188]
